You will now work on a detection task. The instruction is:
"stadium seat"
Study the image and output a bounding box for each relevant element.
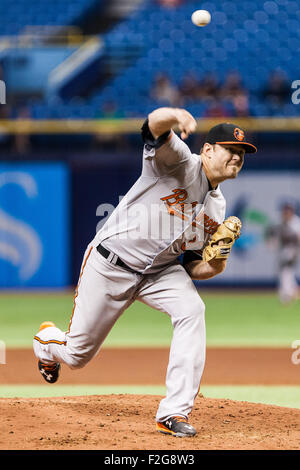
[2,0,299,118]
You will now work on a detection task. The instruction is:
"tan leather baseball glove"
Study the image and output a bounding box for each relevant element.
[202,216,242,262]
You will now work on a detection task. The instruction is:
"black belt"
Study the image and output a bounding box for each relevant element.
[97,243,139,274]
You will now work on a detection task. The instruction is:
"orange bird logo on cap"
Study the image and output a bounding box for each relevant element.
[234,128,244,141]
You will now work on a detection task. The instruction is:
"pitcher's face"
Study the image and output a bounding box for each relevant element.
[206,143,245,180]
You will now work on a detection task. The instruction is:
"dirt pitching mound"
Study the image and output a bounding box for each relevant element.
[1,394,300,450]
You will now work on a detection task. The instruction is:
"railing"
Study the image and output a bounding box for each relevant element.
[0,117,300,134]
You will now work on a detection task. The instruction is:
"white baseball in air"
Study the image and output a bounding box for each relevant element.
[191,9,211,27]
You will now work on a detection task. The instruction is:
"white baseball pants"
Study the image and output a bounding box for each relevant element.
[33,244,206,422]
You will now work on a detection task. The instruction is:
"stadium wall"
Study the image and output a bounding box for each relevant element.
[0,138,300,288]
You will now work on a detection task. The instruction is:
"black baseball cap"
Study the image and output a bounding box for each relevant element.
[205,123,257,154]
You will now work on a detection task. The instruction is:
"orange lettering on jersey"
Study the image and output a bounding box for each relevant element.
[166,200,198,221]
[182,213,220,251]
[160,188,188,206]
[166,203,187,219]
[204,214,220,235]
[160,190,220,250]
[181,236,197,251]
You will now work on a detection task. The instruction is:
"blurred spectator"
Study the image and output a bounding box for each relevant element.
[151,73,182,106]
[231,92,249,117]
[220,71,246,100]
[265,201,300,304]
[199,73,220,102]
[203,99,230,118]
[219,71,249,116]
[261,70,291,106]
[178,72,200,103]
[157,0,183,7]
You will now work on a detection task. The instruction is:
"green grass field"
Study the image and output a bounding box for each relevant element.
[1,290,300,406]
[0,290,299,348]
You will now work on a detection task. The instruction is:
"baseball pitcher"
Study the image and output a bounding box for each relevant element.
[33,107,257,437]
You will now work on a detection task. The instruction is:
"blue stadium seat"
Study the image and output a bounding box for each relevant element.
[4,0,299,118]
[0,0,95,35]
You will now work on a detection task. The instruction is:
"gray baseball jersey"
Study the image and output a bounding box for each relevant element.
[93,121,226,272]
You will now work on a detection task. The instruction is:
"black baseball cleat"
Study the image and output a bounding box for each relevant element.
[156,416,197,437]
[38,360,61,384]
